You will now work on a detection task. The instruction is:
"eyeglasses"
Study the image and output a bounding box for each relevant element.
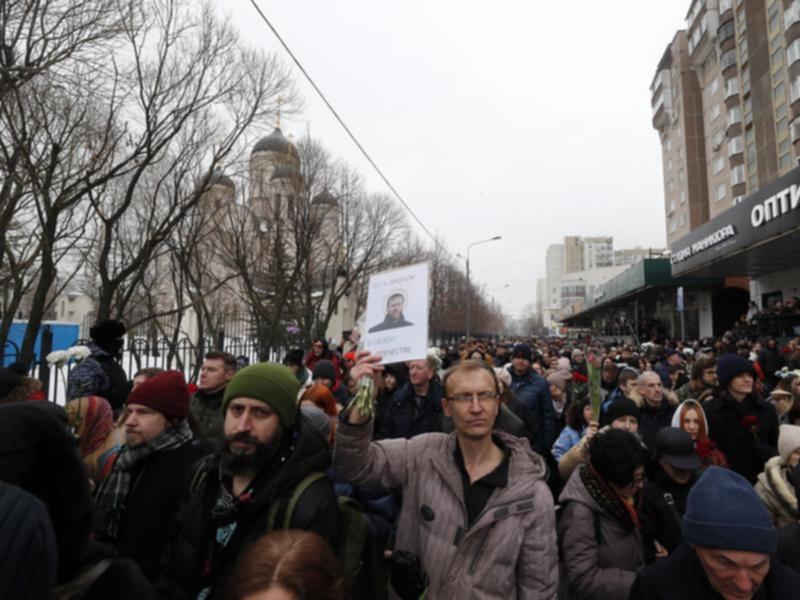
[447,391,498,405]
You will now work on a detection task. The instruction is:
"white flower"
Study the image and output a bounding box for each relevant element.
[46,350,70,367]
[68,345,92,361]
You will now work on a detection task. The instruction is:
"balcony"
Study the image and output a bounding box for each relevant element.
[786,1,800,31]
[792,118,800,142]
[718,20,735,48]
[720,0,733,16]
[728,136,744,157]
[689,9,720,66]
[721,48,737,74]
[791,77,800,109]
[652,90,673,129]
[724,78,740,99]
[731,165,746,186]
[789,39,800,69]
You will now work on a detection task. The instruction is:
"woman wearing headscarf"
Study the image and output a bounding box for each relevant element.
[66,396,127,486]
[671,399,728,471]
[755,424,800,528]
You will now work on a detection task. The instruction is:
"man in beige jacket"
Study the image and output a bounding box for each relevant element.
[334,354,558,599]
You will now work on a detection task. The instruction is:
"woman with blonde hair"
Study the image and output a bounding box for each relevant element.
[670,399,727,470]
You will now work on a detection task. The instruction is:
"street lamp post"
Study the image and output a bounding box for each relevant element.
[465,235,501,339]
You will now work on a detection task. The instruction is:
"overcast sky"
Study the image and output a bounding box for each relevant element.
[217,0,689,318]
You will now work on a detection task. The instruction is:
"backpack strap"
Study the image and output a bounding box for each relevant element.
[267,472,327,531]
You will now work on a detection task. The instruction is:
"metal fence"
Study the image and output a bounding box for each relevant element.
[3,331,285,405]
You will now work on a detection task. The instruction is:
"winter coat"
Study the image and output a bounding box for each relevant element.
[704,390,779,484]
[639,466,695,564]
[96,439,210,582]
[67,342,130,414]
[630,542,800,599]
[557,466,645,600]
[778,522,800,576]
[637,400,675,449]
[334,421,558,599]
[189,387,225,447]
[552,426,584,461]
[508,367,556,455]
[156,417,339,600]
[377,379,444,440]
[755,456,799,528]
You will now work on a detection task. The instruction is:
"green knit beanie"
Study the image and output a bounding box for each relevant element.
[222,363,300,428]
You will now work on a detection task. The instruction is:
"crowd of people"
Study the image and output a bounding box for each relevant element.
[1,317,800,599]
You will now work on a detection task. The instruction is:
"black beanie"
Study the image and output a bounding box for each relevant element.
[607,397,641,423]
[89,319,126,341]
[312,359,337,382]
[717,353,755,390]
[0,481,57,599]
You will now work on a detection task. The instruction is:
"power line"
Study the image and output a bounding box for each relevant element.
[247,0,450,256]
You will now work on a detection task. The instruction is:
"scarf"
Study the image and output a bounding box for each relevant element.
[580,464,641,530]
[94,420,193,538]
[68,396,114,457]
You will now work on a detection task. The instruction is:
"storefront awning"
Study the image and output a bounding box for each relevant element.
[670,165,800,278]
[561,259,720,323]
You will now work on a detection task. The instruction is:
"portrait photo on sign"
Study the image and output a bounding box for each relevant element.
[363,262,429,364]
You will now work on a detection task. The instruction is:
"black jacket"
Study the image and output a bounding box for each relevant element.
[639,466,696,564]
[778,522,800,576]
[630,542,800,599]
[156,417,339,600]
[377,379,444,439]
[637,400,675,449]
[705,391,779,484]
[100,439,210,582]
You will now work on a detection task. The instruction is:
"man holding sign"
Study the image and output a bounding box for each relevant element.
[335,353,558,599]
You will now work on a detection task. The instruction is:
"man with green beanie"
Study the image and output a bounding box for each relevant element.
[156,363,339,600]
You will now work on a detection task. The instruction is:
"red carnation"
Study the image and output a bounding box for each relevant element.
[572,372,588,383]
[740,415,760,443]
[187,382,198,395]
[695,439,713,459]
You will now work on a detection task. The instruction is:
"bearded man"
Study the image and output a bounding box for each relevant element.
[156,363,338,600]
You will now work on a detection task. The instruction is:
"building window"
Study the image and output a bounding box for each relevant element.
[717,182,727,201]
[731,165,746,185]
[780,152,792,170]
[710,103,721,122]
[669,219,677,234]
[712,156,725,174]
[777,117,789,138]
[709,77,720,95]
[774,81,786,100]
[679,213,687,227]
[679,190,686,204]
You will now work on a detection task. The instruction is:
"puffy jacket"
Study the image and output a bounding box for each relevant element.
[704,390,779,484]
[557,466,645,600]
[334,421,558,599]
[507,367,555,454]
[552,426,584,461]
[754,456,799,528]
[377,379,444,439]
[156,417,339,600]
[67,342,130,414]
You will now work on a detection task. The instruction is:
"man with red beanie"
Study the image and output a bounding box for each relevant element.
[93,370,209,582]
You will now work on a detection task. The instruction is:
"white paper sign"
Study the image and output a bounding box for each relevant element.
[363,262,429,364]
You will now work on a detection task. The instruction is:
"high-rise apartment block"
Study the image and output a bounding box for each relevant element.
[653,0,800,245]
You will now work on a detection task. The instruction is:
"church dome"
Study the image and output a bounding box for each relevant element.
[252,126,299,159]
[208,170,235,189]
[311,190,338,206]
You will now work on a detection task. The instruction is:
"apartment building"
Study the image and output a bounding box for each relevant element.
[654,0,800,327]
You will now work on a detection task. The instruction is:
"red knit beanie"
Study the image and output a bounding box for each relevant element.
[125,370,190,419]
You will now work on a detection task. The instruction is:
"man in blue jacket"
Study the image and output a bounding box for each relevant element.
[507,344,555,455]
